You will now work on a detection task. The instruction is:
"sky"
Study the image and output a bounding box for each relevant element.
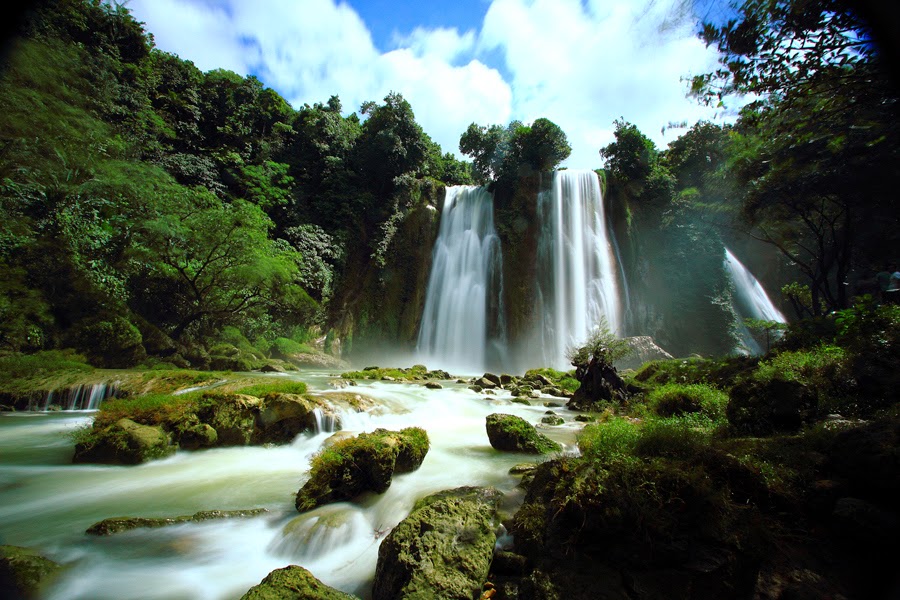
[127,0,731,169]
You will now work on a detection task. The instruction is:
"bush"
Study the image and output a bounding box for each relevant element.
[71,316,146,368]
[271,337,315,357]
[633,416,713,459]
[578,418,640,462]
[646,383,728,422]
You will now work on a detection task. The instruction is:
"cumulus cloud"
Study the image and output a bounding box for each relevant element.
[128,0,722,167]
[479,0,721,167]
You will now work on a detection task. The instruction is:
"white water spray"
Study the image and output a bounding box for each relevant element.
[417,186,505,374]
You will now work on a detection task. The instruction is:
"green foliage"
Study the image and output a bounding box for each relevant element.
[271,337,315,357]
[600,119,657,184]
[71,316,145,368]
[524,368,580,393]
[233,380,308,398]
[646,383,728,423]
[578,418,641,462]
[95,392,201,428]
[459,117,571,185]
[566,318,632,368]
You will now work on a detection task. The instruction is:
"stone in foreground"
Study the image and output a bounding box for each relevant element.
[373,487,502,600]
[0,545,62,599]
[240,565,357,599]
[295,428,429,512]
[485,413,561,454]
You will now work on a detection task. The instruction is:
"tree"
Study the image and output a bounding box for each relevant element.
[697,0,900,314]
[129,192,308,342]
[353,91,430,198]
[459,117,570,186]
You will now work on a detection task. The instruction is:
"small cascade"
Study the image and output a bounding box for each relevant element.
[529,170,622,369]
[417,186,505,374]
[311,408,339,434]
[30,383,118,411]
[724,248,787,354]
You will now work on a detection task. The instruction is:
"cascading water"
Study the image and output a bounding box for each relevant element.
[724,248,787,354]
[31,383,118,411]
[528,170,621,370]
[417,186,505,374]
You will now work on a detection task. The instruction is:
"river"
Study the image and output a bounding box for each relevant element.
[0,371,578,599]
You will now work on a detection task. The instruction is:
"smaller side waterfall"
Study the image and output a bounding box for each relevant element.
[724,248,787,354]
[417,186,505,374]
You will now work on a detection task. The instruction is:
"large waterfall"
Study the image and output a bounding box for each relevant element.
[528,170,622,370]
[725,248,787,354]
[417,186,505,374]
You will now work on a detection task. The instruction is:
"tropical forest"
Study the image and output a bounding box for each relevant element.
[0,0,898,598]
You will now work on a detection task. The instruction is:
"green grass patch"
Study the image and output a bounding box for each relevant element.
[578,417,641,461]
[133,370,230,394]
[95,392,201,428]
[341,365,431,381]
[233,380,308,398]
[0,350,93,392]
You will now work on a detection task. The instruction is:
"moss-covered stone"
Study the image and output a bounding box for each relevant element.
[485,413,561,454]
[240,565,357,600]
[255,393,332,444]
[195,393,261,446]
[295,428,430,512]
[372,486,502,600]
[0,545,62,599]
[86,508,268,535]
[73,417,175,465]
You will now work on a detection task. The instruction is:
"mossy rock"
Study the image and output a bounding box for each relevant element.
[0,545,62,599]
[485,413,561,454]
[240,565,357,599]
[372,487,502,600]
[195,393,261,446]
[73,418,175,465]
[86,509,268,535]
[255,393,328,444]
[295,428,430,512]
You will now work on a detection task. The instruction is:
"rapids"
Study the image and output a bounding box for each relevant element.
[0,372,577,599]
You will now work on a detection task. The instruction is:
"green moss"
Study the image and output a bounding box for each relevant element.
[0,350,93,393]
[94,392,200,429]
[577,418,641,461]
[485,413,562,454]
[340,365,431,381]
[234,380,308,398]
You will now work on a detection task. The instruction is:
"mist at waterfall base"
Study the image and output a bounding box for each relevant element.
[0,376,578,599]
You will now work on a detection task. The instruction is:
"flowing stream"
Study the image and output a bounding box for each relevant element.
[0,373,577,599]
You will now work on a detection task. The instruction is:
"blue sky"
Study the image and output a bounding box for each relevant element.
[127,0,732,169]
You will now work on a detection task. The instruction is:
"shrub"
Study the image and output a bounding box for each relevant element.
[578,418,640,462]
[647,383,728,422]
[272,337,315,357]
[0,349,91,380]
[71,316,146,368]
[633,416,713,459]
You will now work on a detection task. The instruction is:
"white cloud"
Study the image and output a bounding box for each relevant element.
[127,0,722,167]
[479,0,722,168]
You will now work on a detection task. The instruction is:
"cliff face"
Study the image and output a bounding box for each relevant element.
[331,180,443,360]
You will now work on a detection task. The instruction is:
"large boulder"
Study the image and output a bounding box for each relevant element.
[195,394,261,446]
[372,487,502,600]
[0,545,62,599]
[256,393,335,444]
[240,565,357,599]
[295,428,429,512]
[614,336,674,371]
[73,418,175,465]
[485,413,561,454]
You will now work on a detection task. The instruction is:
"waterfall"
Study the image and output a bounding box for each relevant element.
[30,383,118,411]
[417,186,505,374]
[529,170,621,370]
[724,248,787,354]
